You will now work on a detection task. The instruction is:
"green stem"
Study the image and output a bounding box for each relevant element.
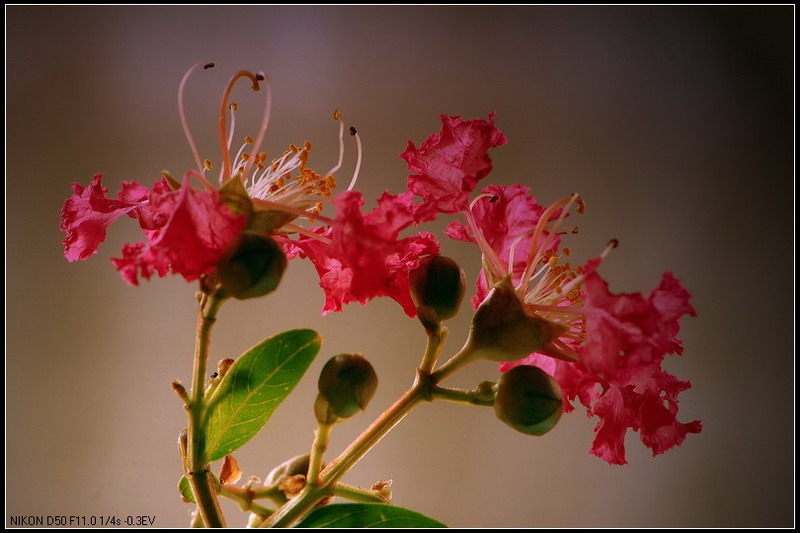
[219,485,275,517]
[333,482,390,504]
[418,324,447,374]
[429,338,478,383]
[187,293,227,528]
[261,382,429,527]
[307,422,332,487]
[260,334,479,527]
[252,484,285,502]
[430,385,495,407]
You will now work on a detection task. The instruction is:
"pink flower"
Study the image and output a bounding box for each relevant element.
[445,184,556,307]
[401,114,507,214]
[60,174,246,285]
[503,262,700,465]
[457,183,700,464]
[284,191,439,316]
[60,66,354,287]
[111,177,246,285]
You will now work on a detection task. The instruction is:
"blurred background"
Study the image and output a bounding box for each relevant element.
[6,6,793,528]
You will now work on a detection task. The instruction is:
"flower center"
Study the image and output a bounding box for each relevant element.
[177,63,362,219]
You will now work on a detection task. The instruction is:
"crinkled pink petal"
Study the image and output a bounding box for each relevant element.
[110,178,245,285]
[401,114,507,214]
[112,242,170,286]
[60,174,145,262]
[286,191,439,316]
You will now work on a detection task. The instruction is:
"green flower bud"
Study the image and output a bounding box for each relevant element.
[264,454,310,487]
[217,233,287,299]
[409,255,466,321]
[318,354,378,419]
[468,277,574,363]
[494,365,563,436]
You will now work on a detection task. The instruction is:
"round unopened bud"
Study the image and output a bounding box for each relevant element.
[217,233,287,299]
[494,365,563,436]
[409,255,466,321]
[318,354,378,419]
[264,454,310,487]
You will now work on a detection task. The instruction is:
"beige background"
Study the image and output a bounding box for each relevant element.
[6,6,793,528]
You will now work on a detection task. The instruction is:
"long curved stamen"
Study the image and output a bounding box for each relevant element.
[218,70,265,183]
[346,126,362,192]
[465,208,506,283]
[508,227,539,285]
[284,223,334,244]
[529,303,586,315]
[178,61,214,175]
[469,193,498,211]
[230,136,253,185]
[242,73,272,180]
[184,169,215,191]
[557,238,619,297]
[324,110,346,176]
[520,193,583,287]
[226,103,238,156]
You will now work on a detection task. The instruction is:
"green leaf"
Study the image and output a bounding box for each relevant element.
[177,474,220,503]
[294,504,447,528]
[203,329,322,463]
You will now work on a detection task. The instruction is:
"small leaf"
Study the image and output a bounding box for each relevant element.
[177,474,220,504]
[294,503,447,528]
[203,329,321,463]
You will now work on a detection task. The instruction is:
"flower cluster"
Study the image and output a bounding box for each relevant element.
[60,68,699,464]
[403,117,700,464]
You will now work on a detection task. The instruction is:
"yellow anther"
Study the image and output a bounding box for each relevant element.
[244,135,254,144]
[203,159,213,170]
[568,288,581,301]
[229,102,238,111]
[333,109,342,120]
[548,256,559,268]
[563,247,571,256]
[241,152,250,161]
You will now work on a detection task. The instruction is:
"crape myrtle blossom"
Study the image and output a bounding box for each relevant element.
[283,113,509,316]
[60,173,245,285]
[60,64,438,314]
[405,115,700,464]
[282,191,439,316]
